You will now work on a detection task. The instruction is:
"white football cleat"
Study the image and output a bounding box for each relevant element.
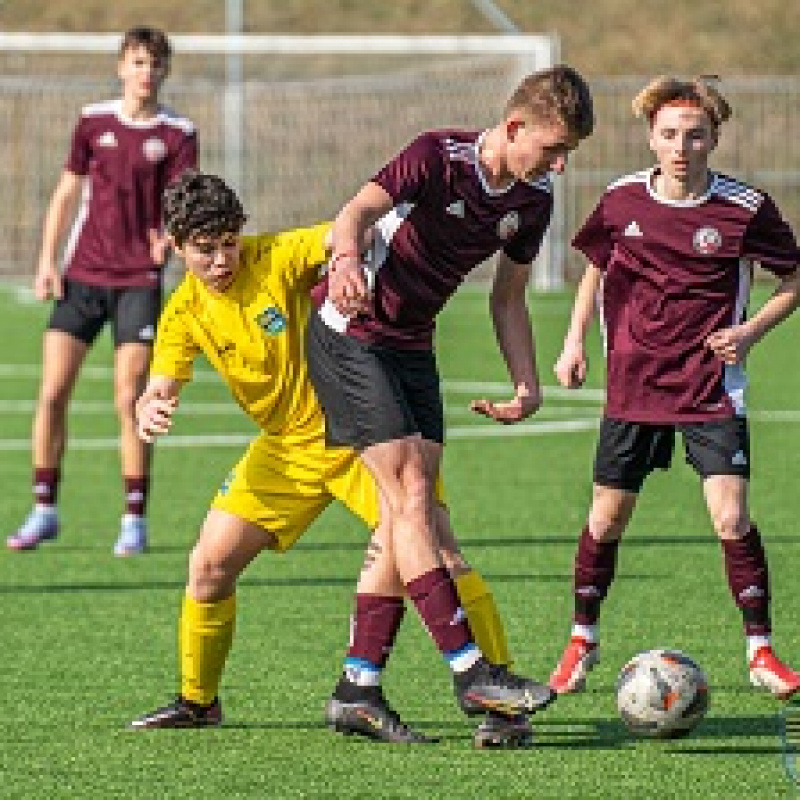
[6,507,59,551]
[114,514,148,556]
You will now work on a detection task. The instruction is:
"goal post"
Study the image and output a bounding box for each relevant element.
[0,32,562,288]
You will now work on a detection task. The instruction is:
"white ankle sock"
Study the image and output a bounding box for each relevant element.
[747,635,771,662]
[572,623,598,644]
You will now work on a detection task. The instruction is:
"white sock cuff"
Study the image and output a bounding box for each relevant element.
[747,635,771,661]
[572,623,598,644]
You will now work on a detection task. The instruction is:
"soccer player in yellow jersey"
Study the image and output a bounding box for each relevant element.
[129,171,545,746]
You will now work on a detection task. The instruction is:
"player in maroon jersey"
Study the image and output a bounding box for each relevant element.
[549,76,800,699]
[6,26,197,556]
[306,65,594,745]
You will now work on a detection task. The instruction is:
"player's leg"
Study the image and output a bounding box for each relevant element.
[433,504,533,748]
[691,417,799,699]
[307,313,553,716]
[7,278,103,551]
[326,496,437,744]
[112,341,152,554]
[131,508,277,728]
[111,285,159,555]
[548,483,634,694]
[433,503,511,668]
[550,418,671,694]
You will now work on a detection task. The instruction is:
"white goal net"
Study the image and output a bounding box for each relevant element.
[0,33,560,287]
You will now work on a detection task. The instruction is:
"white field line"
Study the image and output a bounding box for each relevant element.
[0,433,255,451]
[1,363,797,452]
[0,363,606,400]
[0,419,599,451]
[2,409,799,451]
[0,399,603,418]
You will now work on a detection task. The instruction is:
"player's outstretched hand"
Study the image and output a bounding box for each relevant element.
[33,262,63,302]
[705,325,754,366]
[470,386,542,424]
[554,340,587,388]
[136,394,178,443]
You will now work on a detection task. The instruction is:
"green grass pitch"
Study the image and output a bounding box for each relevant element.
[1,282,798,798]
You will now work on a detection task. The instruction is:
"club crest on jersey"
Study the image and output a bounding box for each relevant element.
[256,306,287,335]
[497,211,520,240]
[143,137,167,162]
[693,226,722,255]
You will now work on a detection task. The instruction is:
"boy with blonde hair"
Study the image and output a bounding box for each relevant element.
[550,76,800,699]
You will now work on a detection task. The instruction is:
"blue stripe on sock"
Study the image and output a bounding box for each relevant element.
[344,657,381,673]
[444,643,478,663]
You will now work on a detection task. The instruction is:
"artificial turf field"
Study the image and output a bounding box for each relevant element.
[1,281,798,799]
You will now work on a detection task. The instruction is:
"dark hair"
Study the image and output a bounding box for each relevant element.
[506,64,595,140]
[164,171,248,246]
[120,26,172,62]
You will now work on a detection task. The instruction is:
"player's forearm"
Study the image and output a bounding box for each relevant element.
[39,195,75,264]
[490,291,540,396]
[742,268,800,344]
[564,264,603,345]
[331,182,392,258]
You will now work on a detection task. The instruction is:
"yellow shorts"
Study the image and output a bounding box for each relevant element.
[212,431,379,553]
[211,431,447,553]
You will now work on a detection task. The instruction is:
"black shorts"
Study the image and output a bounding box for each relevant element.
[306,311,444,450]
[593,415,751,493]
[48,277,161,347]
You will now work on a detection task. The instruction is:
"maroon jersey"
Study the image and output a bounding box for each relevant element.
[63,99,197,287]
[314,130,553,349]
[573,168,799,422]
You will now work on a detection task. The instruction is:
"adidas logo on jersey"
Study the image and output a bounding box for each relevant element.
[446,200,465,218]
[96,131,117,148]
[731,450,748,466]
[623,220,643,237]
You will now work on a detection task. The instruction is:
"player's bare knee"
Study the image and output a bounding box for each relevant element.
[38,383,72,417]
[587,513,626,541]
[188,544,234,601]
[711,507,749,540]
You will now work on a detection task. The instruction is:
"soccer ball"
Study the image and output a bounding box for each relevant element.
[616,649,709,738]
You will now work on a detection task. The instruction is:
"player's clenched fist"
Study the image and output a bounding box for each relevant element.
[554,340,587,389]
[136,392,178,443]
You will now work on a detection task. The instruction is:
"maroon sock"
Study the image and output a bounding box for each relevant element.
[347,594,406,668]
[721,525,771,636]
[407,567,473,655]
[124,476,149,516]
[33,467,60,506]
[574,525,620,625]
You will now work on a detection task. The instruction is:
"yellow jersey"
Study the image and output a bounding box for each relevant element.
[150,223,330,440]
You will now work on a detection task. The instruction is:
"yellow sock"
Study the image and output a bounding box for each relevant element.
[455,570,511,667]
[180,591,236,705]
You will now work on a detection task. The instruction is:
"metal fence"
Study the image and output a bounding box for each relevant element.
[1,69,798,285]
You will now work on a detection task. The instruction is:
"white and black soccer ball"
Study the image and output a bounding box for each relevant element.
[616,649,709,738]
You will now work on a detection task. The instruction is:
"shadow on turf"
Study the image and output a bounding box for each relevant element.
[430,713,783,751]
[171,713,782,755]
